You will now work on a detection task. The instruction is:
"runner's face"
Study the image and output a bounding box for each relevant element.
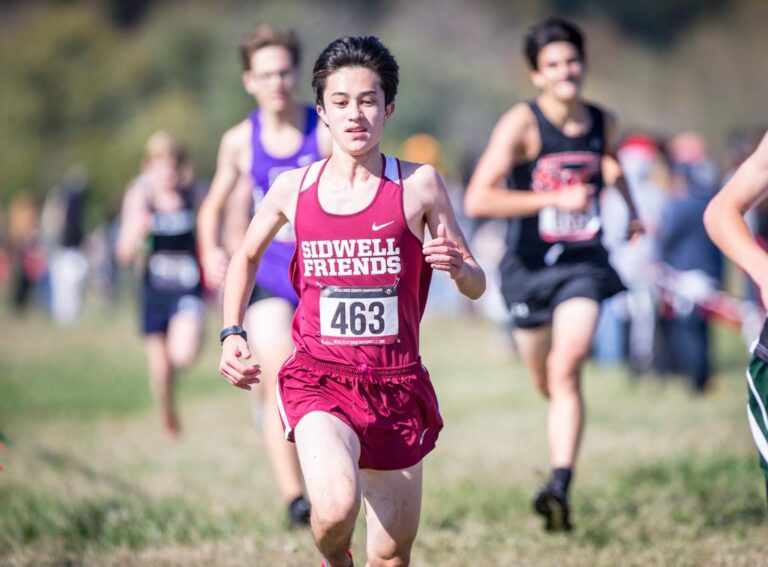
[531,42,585,101]
[317,66,394,157]
[146,155,181,191]
[244,46,297,113]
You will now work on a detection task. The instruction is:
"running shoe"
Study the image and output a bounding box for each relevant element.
[533,483,573,532]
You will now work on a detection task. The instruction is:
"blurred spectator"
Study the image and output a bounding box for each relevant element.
[597,134,668,371]
[7,192,46,312]
[41,166,89,325]
[662,133,722,279]
[85,217,119,309]
[655,132,723,392]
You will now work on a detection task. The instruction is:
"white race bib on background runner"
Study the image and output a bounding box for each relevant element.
[538,202,601,242]
[147,252,200,292]
[319,285,398,345]
[532,152,602,242]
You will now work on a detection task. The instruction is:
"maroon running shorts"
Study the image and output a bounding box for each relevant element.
[276,351,443,471]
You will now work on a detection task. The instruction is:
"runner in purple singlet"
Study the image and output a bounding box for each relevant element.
[197,24,331,526]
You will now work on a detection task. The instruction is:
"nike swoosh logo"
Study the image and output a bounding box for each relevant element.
[372,221,394,231]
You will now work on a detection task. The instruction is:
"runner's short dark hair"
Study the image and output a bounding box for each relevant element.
[524,18,585,70]
[312,36,399,107]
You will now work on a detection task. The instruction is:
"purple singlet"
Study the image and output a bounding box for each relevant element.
[249,106,321,304]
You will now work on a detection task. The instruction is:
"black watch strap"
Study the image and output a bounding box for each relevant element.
[220,325,247,345]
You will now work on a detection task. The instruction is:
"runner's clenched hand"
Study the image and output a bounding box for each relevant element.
[218,335,261,390]
[202,245,229,290]
[423,223,467,280]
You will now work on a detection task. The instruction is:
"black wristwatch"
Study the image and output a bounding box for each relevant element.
[220,325,248,345]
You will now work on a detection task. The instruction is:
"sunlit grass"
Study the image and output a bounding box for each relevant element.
[0,302,765,566]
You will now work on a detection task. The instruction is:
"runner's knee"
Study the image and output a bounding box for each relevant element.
[303,455,360,546]
[168,343,198,369]
[312,491,360,533]
[548,341,588,371]
[546,349,585,390]
[367,536,414,567]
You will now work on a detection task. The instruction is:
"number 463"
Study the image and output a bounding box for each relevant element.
[330,301,385,336]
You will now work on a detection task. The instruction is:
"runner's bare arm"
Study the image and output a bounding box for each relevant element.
[197,123,248,288]
[603,112,643,238]
[465,105,585,218]
[405,162,485,299]
[221,167,303,328]
[115,183,149,266]
[218,167,303,390]
[704,131,768,292]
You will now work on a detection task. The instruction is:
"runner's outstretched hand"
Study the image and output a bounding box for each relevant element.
[423,223,467,280]
[218,335,261,391]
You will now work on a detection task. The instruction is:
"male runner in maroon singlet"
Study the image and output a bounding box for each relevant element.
[197,24,331,526]
[218,36,485,567]
[705,130,768,509]
[465,18,643,531]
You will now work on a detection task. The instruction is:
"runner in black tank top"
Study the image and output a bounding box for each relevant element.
[116,132,205,439]
[705,129,768,509]
[143,188,201,315]
[465,18,643,532]
[500,100,625,329]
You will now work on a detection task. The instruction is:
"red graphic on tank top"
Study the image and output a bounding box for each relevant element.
[532,151,601,242]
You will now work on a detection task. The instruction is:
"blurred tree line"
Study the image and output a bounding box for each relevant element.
[0,0,766,225]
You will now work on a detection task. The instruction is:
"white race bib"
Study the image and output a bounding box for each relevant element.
[148,252,200,292]
[319,285,398,345]
[538,201,601,242]
[532,152,602,242]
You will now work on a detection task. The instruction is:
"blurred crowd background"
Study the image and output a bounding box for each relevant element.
[2,0,768,393]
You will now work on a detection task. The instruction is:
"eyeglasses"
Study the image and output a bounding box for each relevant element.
[252,69,296,83]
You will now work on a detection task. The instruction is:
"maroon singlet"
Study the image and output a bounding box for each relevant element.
[289,155,432,368]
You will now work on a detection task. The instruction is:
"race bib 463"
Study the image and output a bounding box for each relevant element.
[319,285,398,345]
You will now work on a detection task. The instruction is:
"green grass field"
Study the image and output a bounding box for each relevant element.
[0,301,765,566]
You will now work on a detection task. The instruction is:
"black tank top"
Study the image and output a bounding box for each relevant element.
[144,188,201,297]
[504,101,607,268]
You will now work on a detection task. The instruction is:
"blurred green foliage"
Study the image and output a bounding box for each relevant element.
[547,0,727,43]
[1,0,767,222]
[0,2,250,217]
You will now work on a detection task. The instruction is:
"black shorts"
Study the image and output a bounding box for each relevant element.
[248,284,279,307]
[501,252,625,329]
[141,293,204,334]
